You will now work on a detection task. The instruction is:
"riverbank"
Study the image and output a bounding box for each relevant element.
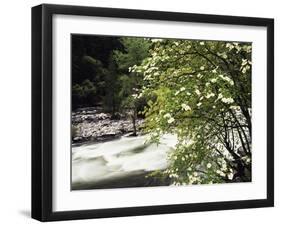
[71,107,176,190]
[72,107,144,144]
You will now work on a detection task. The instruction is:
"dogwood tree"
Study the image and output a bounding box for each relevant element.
[133,38,252,184]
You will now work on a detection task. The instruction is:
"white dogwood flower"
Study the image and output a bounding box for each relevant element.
[206,93,215,99]
[221,97,234,104]
[181,103,191,111]
[167,117,175,124]
[195,89,201,96]
[210,78,217,83]
[163,113,171,118]
[228,172,234,180]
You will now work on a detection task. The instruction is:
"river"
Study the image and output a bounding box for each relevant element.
[72,134,177,190]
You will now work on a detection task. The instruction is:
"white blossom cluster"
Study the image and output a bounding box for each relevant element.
[181,103,191,111]
[163,113,175,124]
[216,93,234,104]
[218,74,234,86]
[221,97,234,104]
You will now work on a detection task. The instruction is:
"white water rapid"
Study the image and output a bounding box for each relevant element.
[72,134,177,189]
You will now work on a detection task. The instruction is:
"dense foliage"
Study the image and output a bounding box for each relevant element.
[133,39,252,184]
[72,35,123,110]
[113,37,151,133]
[72,36,150,116]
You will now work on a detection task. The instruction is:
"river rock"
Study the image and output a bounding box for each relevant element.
[72,107,144,143]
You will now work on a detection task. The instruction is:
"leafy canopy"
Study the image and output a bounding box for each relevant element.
[133,39,252,184]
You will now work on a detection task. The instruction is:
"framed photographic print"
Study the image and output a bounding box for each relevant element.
[32,4,274,221]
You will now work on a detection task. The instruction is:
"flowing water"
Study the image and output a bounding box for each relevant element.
[72,134,177,190]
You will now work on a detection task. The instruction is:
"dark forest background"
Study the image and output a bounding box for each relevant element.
[72,35,150,118]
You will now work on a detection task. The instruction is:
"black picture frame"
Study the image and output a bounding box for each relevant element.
[32,3,274,222]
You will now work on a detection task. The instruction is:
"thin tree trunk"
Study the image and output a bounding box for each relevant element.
[132,109,137,136]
